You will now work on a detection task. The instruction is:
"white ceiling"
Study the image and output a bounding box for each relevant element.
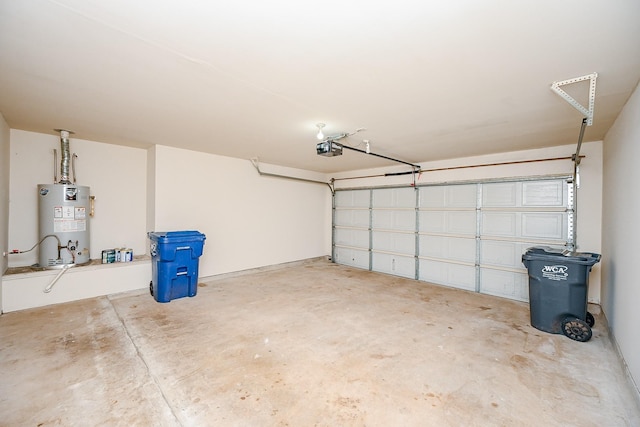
[1,0,639,173]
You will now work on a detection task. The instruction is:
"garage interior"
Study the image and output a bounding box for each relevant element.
[1,1,640,425]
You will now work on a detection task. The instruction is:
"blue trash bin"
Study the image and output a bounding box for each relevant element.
[148,231,206,303]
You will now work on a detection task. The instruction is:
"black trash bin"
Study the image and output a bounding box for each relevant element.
[522,247,601,342]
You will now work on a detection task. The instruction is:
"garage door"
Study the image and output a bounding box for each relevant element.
[333,178,572,302]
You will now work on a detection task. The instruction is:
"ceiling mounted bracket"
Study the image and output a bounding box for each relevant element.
[550,73,597,125]
[250,157,334,193]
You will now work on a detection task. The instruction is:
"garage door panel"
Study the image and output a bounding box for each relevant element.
[373,210,415,231]
[522,180,565,206]
[448,211,476,235]
[335,190,370,208]
[334,247,369,270]
[419,259,446,283]
[449,265,477,291]
[419,235,445,258]
[419,186,446,208]
[448,237,476,262]
[448,184,478,207]
[334,209,370,228]
[480,268,529,302]
[373,187,415,208]
[483,182,517,207]
[420,235,475,263]
[419,211,475,234]
[419,184,476,208]
[419,259,476,291]
[482,212,517,237]
[335,228,369,248]
[480,240,534,269]
[372,253,415,279]
[484,180,567,208]
[373,231,415,255]
[521,213,565,240]
[482,212,566,240]
[419,211,446,232]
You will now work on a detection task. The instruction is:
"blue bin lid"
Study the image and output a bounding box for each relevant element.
[522,246,601,266]
[148,230,206,243]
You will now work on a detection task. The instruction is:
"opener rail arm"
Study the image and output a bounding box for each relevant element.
[250,158,334,193]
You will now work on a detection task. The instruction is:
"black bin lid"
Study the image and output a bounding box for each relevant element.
[522,246,601,266]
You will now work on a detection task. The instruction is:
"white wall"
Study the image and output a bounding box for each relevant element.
[332,141,603,302]
[3,133,331,312]
[146,145,157,233]
[151,145,331,277]
[7,130,148,266]
[2,261,150,312]
[602,81,640,393]
[0,114,10,285]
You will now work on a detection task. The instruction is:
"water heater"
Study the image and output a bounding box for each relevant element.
[37,130,91,268]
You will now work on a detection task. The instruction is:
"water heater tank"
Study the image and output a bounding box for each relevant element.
[38,184,91,268]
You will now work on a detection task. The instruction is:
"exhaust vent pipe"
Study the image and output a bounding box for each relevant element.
[54,129,74,184]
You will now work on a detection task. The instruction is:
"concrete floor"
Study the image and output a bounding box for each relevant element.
[1,259,639,426]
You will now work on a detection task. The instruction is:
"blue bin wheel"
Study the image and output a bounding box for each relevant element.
[561,317,592,342]
[586,312,595,327]
[149,281,154,297]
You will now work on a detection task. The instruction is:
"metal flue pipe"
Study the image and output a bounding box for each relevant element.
[54,129,74,184]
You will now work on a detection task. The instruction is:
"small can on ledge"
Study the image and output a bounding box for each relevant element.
[122,248,133,262]
[101,249,116,264]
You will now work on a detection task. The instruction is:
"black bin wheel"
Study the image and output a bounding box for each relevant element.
[586,311,595,327]
[149,281,154,297]
[561,317,592,342]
